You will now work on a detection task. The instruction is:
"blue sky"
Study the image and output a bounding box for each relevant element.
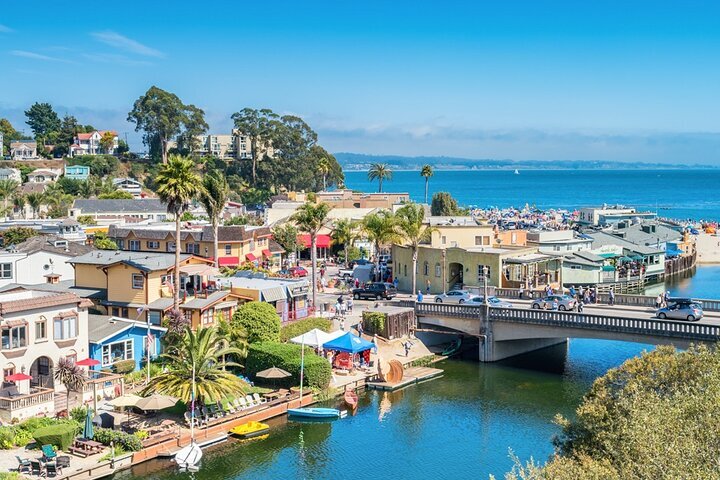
[1,1,720,164]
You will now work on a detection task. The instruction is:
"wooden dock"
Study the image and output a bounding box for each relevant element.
[366,366,443,391]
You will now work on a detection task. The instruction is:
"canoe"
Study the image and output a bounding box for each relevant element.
[229,421,269,439]
[288,407,341,419]
[442,338,462,356]
[344,390,358,410]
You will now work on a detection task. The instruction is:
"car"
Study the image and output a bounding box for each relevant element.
[352,282,397,300]
[434,290,474,304]
[657,300,703,321]
[467,296,514,308]
[288,266,308,277]
[531,295,576,311]
[348,259,371,268]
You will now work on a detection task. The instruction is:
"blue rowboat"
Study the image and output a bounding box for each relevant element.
[288,407,341,419]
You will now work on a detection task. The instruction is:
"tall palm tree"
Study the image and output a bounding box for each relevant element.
[395,203,436,293]
[25,192,45,219]
[291,201,332,307]
[155,155,204,309]
[362,210,400,280]
[143,327,246,404]
[0,180,19,215]
[53,357,86,411]
[331,218,359,267]
[367,163,392,193]
[420,164,433,204]
[317,158,330,191]
[199,171,230,268]
[13,195,26,219]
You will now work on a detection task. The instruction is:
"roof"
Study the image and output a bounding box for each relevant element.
[20,183,46,195]
[68,250,195,271]
[0,288,80,315]
[609,222,682,246]
[147,298,174,310]
[573,250,606,263]
[0,280,106,299]
[11,235,95,256]
[563,254,602,267]
[108,224,272,243]
[427,216,483,226]
[28,170,59,177]
[88,315,166,344]
[586,231,664,255]
[76,133,94,140]
[181,291,236,310]
[504,253,554,264]
[73,199,166,214]
[268,239,285,254]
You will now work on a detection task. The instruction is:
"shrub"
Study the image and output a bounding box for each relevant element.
[69,406,88,425]
[94,428,143,452]
[0,427,13,449]
[32,423,76,450]
[362,311,385,334]
[246,342,331,389]
[279,317,332,342]
[113,359,136,374]
[0,473,23,480]
[233,302,281,343]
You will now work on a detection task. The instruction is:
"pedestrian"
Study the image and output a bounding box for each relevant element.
[357,320,363,337]
[663,291,670,308]
[404,340,411,357]
[552,299,559,310]
[340,317,345,331]
[393,277,399,290]
[347,296,353,314]
[655,293,662,309]
[577,299,584,313]
[518,285,524,299]
[417,290,424,303]
[569,286,576,298]
[426,279,431,294]
[609,288,615,306]
[354,278,360,289]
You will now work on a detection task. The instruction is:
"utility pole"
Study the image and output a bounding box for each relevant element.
[483,265,489,304]
[441,248,447,294]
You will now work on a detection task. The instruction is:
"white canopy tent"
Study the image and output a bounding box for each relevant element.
[289,328,345,348]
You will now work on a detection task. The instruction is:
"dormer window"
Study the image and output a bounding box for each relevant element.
[53,240,68,248]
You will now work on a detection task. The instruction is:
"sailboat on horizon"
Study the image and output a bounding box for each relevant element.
[514,169,520,175]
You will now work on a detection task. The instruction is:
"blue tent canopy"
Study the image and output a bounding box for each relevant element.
[322,332,376,353]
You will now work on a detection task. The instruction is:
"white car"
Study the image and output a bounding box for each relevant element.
[434,290,474,304]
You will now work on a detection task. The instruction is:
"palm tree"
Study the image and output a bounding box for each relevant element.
[25,192,45,219]
[420,164,433,204]
[0,180,19,215]
[317,158,330,191]
[199,171,230,268]
[13,195,26,219]
[362,210,400,280]
[155,155,204,309]
[143,327,246,404]
[367,163,392,193]
[291,201,332,307]
[395,203,436,293]
[53,357,86,411]
[331,218,359,267]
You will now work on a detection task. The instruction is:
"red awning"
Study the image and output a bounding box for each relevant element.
[262,249,272,257]
[245,253,257,261]
[298,234,331,249]
[5,373,31,381]
[218,256,239,267]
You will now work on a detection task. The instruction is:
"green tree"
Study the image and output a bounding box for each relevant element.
[317,158,330,191]
[2,227,38,246]
[127,86,207,164]
[362,210,399,276]
[0,180,19,214]
[24,102,61,144]
[25,192,45,219]
[98,190,134,200]
[176,105,209,154]
[395,203,435,293]
[231,302,281,343]
[99,131,116,154]
[420,164,434,204]
[143,327,246,404]
[431,191,463,216]
[331,218,359,268]
[12,195,25,219]
[199,170,229,267]
[46,193,74,218]
[231,108,278,185]
[53,357,86,411]
[0,118,21,156]
[93,231,117,250]
[76,215,96,226]
[155,155,204,308]
[117,139,130,154]
[368,163,392,193]
[271,223,301,256]
[291,202,332,307]
[55,115,79,157]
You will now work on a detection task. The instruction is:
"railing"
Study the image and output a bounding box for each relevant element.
[400,300,484,319]
[0,388,54,411]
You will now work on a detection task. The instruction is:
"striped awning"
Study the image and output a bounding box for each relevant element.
[246,253,257,262]
[261,286,288,303]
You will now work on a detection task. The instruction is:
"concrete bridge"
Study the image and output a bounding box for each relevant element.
[403,301,720,362]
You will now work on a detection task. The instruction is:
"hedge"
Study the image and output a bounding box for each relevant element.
[113,359,136,374]
[246,342,331,389]
[362,311,385,335]
[279,317,332,342]
[94,427,143,451]
[233,302,281,343]
[32,424,76,451]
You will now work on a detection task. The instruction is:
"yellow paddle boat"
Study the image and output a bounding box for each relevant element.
[230,421,270,439]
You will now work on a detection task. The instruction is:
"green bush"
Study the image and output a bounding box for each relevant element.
[362,311,385,334]
[0,473,23,480]
[233,302,281,343]
[0,427,14,449]
[32,423,76,451]
[280,317,332,342]
[113,359,136,374]
[246,342,331,389]
[69,407,88,425]
[94,428,143,452]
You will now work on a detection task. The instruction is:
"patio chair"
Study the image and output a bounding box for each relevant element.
[207,404,217,418]
[183,411,195,427]
[46,463,58,477]
[225,401,236,414]
[16,455,31,473]
[41,444,57,461]
[30,460,43,476]
[237,397,248,410]
[252,393,267,404]
[244,395,257,407]
[233,398,244,410]
[56,456,71,469]
[216,400,227,415]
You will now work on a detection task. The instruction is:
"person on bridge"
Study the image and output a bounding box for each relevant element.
[417,290,424,303]
[577,299,584,313]
[609,288,615,306]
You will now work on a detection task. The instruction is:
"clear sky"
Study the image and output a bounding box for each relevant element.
[1,0,720,164]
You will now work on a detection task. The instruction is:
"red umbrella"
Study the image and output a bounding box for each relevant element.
[6,373,32,381]
[76,358,100,367]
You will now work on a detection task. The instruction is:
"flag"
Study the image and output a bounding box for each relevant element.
[147,332,156,356]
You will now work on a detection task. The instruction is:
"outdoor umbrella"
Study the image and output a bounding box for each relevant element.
[76,358,100,367]
[108,394,141,407]
[255,367,291,379]
[322,332,377,354]
[136,394,178,411]
[5,373,32,381]
[83,408,94,440]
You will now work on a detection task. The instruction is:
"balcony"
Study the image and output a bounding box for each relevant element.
[0,387,55,422]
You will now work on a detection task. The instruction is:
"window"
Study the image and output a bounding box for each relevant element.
[129,240,141,251]
[202,308,215,325]
[423,262,429,276]
[35,318,47,341]
[553,245,561,251]
[511,233,517,244]
[116,239,124,249]
[53,316,77,340]
[147,241,160,249]
[37,357,50,376]
[403,264,407,277]
[167,242,176,252]
[185,243,200,255]
[102,340,133,366]
[3,366,15,379]
[0,263,12,279]
[474,236,483,246]
[65,353,76,364]
[1,325,26,350]
[435,263,441,277]
[570,265,582,270]
[161,274,173,286]
[441,236,447,245]
[478,265,491,282]
[225,245,232,255]
[148,311,161,326]
[132,273,144,289]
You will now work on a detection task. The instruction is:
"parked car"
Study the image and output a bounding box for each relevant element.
[434,290,474,304]
[531,295,576,311]
[352,282,397,300]
[657,300,703,321]
[467,296,514,308]
[348,259,372,268]
[288,266,308,277]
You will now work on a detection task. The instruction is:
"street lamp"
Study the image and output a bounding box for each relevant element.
[441,248,447,295]
[482,266,489,304]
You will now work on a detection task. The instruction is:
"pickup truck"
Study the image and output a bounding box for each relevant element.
[338,268,354,280]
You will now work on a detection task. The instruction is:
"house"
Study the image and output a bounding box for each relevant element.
[112,178,143,198]
[0,287,122,421]
[0,234,95,288]
[167,129,261,160]
[69,199,169,223]
[586,230,666,281]
[0,220,87,244]
[577,206,657,226]
[70,130,119,156]
[88,315,166,372]
[64,165,91,181]
[559,251,611,286]
[0,168,21,182]
[9,141,37,160]
[27,169,61,183]
[527,230,593,254]
[217,274,311,322]
[313,190,411,209]
[427,216,496,249]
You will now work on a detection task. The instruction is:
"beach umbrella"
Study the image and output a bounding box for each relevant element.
[76,358,100,367]
[255,367,291,379]
[5,373,32,381]
[83,408,94,440]
[136,394,178,411]
[108,394,141,407]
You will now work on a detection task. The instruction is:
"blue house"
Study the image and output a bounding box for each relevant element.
[88,315,166,372]
[64,165,91,181]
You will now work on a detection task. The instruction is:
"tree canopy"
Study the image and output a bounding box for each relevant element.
[25,102,61,143]
[431,191,464,216]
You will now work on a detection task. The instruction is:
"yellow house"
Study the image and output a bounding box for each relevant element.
[428,217,497,249]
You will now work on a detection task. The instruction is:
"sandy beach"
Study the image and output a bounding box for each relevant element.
[695,233,720,264]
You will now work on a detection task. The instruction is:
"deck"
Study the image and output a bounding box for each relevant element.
[366,366,443,391]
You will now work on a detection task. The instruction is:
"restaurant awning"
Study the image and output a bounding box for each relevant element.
[261,286,288,303]
[298,234,331,249]
[602,265,616,271]
[619,256,633,262]
[630,254,645,261]
[262,249,272,257]
[218,256,239,267]
[245,253,257,262]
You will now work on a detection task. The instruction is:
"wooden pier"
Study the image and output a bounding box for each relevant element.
[366,366,443,391]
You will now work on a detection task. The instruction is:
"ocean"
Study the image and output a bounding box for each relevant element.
[343,169,720,222]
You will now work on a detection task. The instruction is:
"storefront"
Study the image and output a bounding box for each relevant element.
[288,283,310,321]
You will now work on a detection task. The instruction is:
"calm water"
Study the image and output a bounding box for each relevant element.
[343,169,720,222]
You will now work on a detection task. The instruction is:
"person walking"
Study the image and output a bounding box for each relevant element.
[347,296,353,314]
[655,293,663,309]
[518,285,524,299]
[609,288,615,306]
[577,299,584,313]
[357,320,363,337]
[426,279,431,294]
[403,340,411,357]
[393,277,399,290]
[417,290,424,303]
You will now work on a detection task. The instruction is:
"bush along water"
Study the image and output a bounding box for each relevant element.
[246,342,331,389]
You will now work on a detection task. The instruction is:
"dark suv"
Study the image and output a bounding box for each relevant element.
[352,282,397,300]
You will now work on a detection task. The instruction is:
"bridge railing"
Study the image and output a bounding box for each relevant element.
[399,300,483,319]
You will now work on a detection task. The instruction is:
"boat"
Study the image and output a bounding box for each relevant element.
[344,389,358,410]
[175,362,202,471]
[514,169,519,175]
[441,338,462,356]
[288,407,343,419]
[230,421,270,439]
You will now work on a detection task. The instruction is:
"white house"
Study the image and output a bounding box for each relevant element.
[0,168,21,182]
[527,230,593,254]
[70,130,119,156]
[9,141,37,160]
[112,177,143,198]
[26,169,61,183]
